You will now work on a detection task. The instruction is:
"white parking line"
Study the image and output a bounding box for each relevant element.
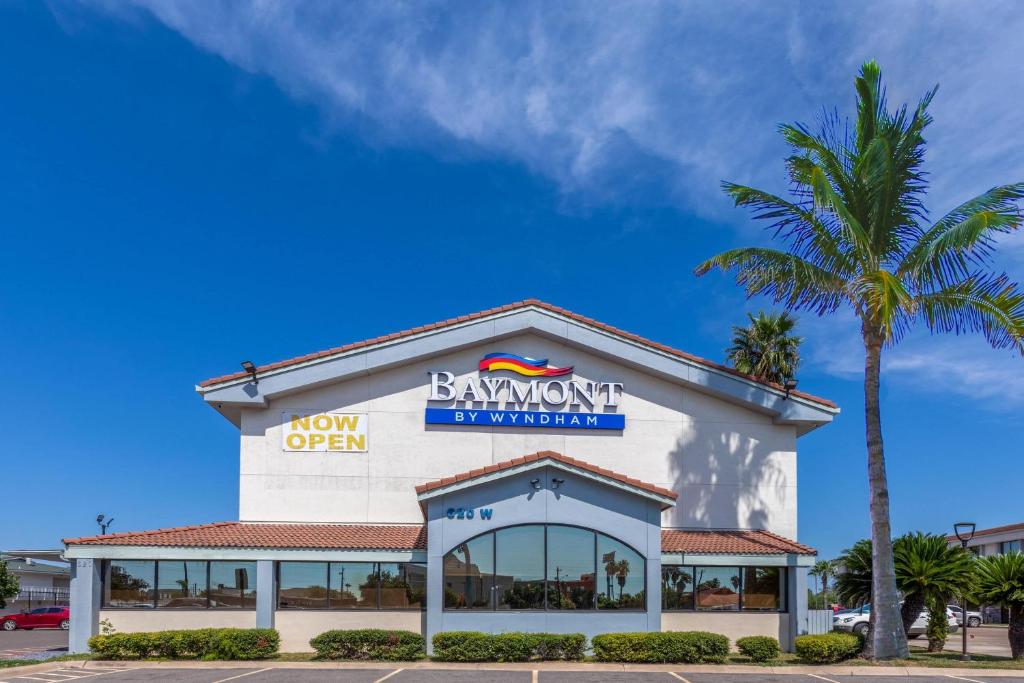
[945,676,988,683]
[806,675,842,683]
[210,669,272,683]
[374,670,404,683]
[531,671,538,683]
[667,674,692,683]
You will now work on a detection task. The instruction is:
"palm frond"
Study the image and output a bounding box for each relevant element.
[901,183,1024,285]
[917,273,1024,353]
[852,269,915,343]
[694,247,847,315]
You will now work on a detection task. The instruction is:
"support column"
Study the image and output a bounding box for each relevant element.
[69,559,100,654]
[787,561,808,651]
[255,560,275,629]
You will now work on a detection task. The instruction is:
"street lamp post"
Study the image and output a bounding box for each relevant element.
[953,521,976,662]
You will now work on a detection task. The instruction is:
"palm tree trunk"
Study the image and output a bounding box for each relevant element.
[863,325,909,660]
[1010,603,1023,660]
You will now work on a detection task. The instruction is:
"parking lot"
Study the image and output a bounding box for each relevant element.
[2,669,1024,683]
[0,627,67,660]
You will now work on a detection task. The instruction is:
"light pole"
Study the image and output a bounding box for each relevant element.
[953,521,976,662]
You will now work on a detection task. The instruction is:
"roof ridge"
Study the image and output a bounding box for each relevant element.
[415,449,678,502]
[196,299,836,408]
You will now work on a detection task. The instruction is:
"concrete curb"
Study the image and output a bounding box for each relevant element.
[6,659,1024,677]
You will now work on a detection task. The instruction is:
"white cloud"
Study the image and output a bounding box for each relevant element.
[75,0,1024,223]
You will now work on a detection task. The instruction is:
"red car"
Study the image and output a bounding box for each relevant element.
[1,607,70,631]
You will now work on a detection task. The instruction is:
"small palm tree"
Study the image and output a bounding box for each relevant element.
[974,552,1024,659]
[726,311,802,384]
[695,60,1024,659]
[835,534,974,640]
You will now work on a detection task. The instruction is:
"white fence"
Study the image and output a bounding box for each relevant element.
[807,609,834,634]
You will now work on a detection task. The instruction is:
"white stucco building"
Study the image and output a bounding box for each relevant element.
[64,300,838,653]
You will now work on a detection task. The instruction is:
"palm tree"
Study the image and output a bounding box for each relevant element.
[809,559,836,601]
[974,552,1024,659]
[834,534,974,640]
[726,311,802,384]
[695,61,1024,659]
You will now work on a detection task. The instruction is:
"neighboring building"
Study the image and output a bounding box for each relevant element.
[947,522,1024,624]
[1,554,70,592]
[63,300,839,653]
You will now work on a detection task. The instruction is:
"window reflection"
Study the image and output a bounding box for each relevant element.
[378,562,427,609]
[597,534,644,609]
[546,526,595,610]
[278,562,328,609]
[329,563,377,609]
[662,566,694,610]
[742,567,783,610]
[157,561,208,608]
[444,534,495,609]
[104,560,155,608]
[496,526,545,610]
[209,561,257,608]
[695,566,740,611]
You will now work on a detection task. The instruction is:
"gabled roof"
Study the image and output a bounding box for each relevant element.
[63,522,426,550]
[415,450,677,509]
[196,299,838,433]
[662,529,815,556]
[63,521,812,555]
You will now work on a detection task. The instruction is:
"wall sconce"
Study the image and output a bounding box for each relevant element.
[529,478,542,491]
[551,477,565,489]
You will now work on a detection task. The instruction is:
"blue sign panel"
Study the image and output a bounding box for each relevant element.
[424,408,625,430]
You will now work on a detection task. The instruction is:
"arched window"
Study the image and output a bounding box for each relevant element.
[442,524,645,611]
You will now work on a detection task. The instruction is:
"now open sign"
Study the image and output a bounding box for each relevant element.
[282,411,368,452]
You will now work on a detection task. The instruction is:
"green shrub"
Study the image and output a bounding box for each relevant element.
[88,628,279,660]
[591,631,729,663]
[794,633,862,664]
[309,629,424,661]
[735,635,781,662]
[431,631,586,662]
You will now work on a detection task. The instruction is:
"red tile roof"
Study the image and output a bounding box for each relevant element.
[414,450,678,503]
[64,521,812,555]
[63,522,426,550]
[662,529,816,556]
[198,299,836,408]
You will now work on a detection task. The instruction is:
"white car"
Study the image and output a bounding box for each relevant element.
[947,605,982,627]
[833,604,958,638]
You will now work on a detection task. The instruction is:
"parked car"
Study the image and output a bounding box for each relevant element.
[1,607,70,631]
[833,603,958,637]
[947,604,983,627]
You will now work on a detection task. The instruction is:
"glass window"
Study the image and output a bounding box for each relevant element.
[209,561,257,608]
[103,560,155,608]
[496,525,545,610]
[662,566,694,610]
[695,566,740,611]
[278,562,329,609]
[546,526,595,610]
[378,562,427,609]
[1001,540,1022,554]
[329,563,378,609]
[597,534,644,609]
[157,561,208,608]
[742,567,784,610]
[444,533,495,609]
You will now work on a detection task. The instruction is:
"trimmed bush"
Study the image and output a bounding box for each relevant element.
[309,629,424,661]
[88,628,279,660]
[735,635,781,662]
[431,631,586,662]
[794,633,862,664]
[591,631,730,663]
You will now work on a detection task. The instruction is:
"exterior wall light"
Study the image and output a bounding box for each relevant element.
[529,478,542,490]
[783,378,798,399]
[551,477,565,489]
[241,360,258,384]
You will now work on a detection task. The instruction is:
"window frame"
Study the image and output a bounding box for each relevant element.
[442,523,647,613]
[661,564,788,613]
[275,561,427,611]
[100,560,256,611]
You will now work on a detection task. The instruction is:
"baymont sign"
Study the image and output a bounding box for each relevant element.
[424,352,625,430]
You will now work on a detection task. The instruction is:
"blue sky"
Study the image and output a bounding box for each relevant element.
[2,1,1022,559]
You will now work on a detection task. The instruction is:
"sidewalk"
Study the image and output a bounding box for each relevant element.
[7,659,1024,677]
